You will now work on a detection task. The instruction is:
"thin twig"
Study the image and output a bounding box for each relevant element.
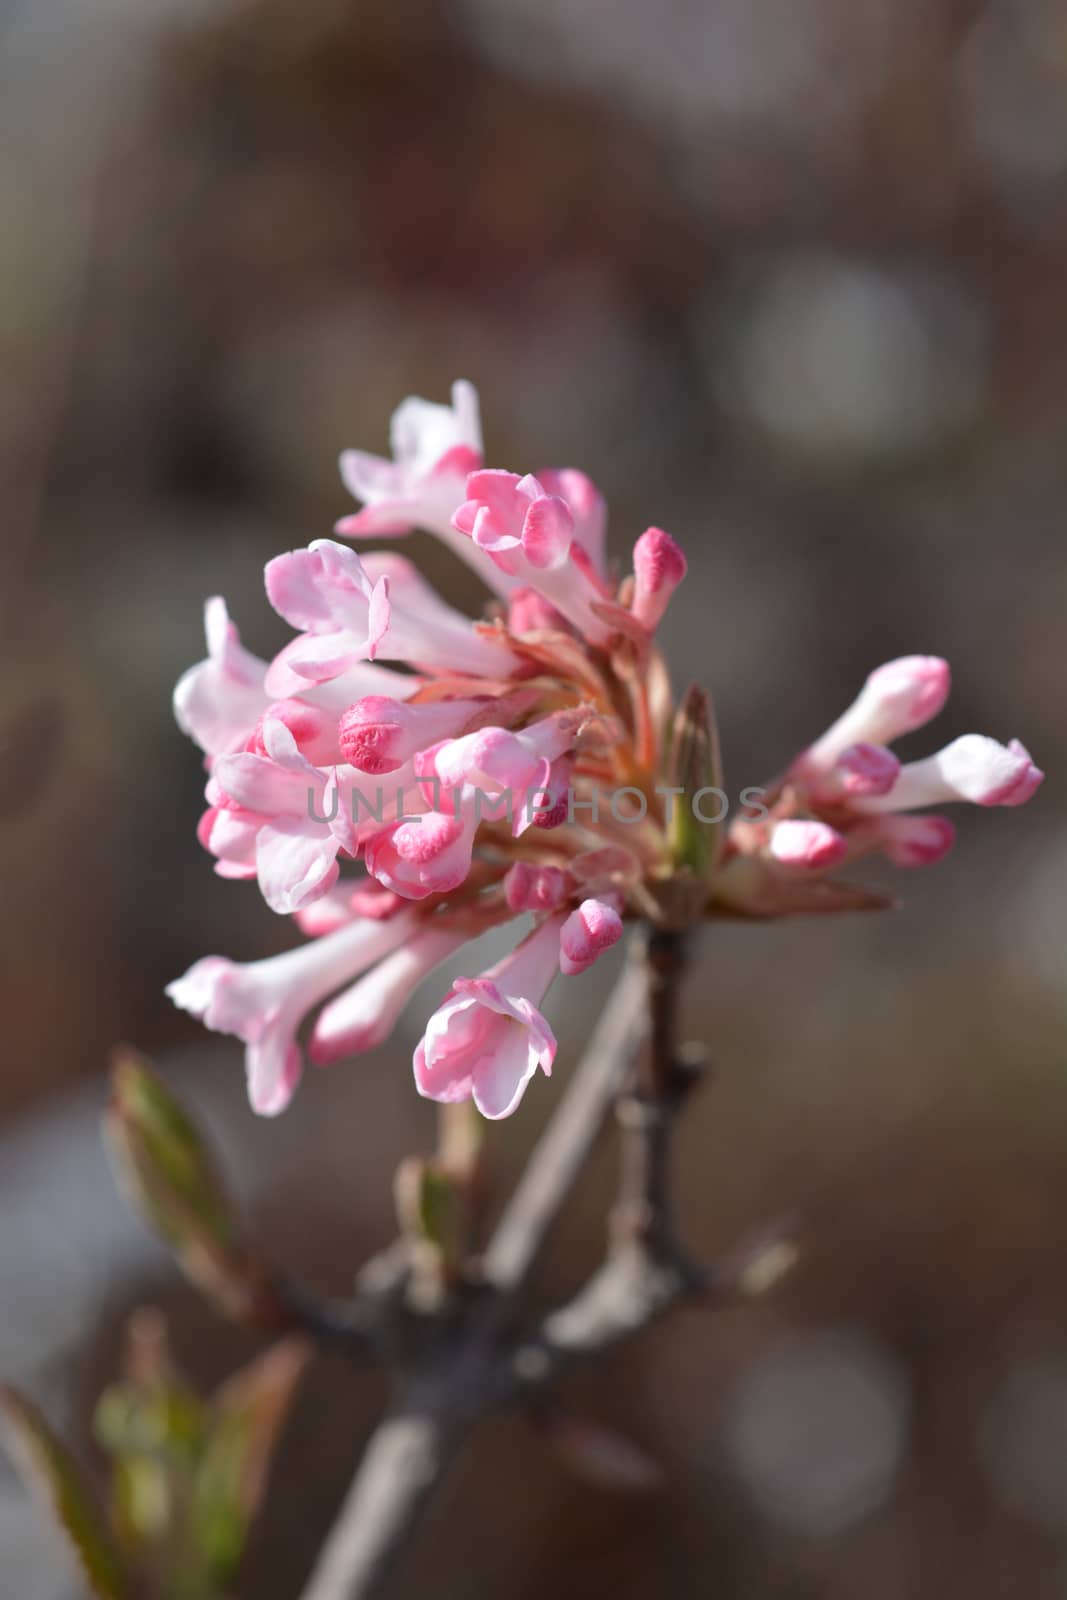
[267,1240,414,1352]
[498,1222,799,1398]
[296,931,783,1600]
[299,1403,464,1600]
[299,946,651,1600]
[268,1276,391,1353]
[500,1244,704,1398]
[504,927,708,1395]
[288,942,649,1363]
[481,938,650,1295]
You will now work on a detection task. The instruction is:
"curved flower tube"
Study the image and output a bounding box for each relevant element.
[413,916,563,1119]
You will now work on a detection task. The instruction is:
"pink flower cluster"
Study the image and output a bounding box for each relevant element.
[169,382,666,1117]
[717,655,1043,916]
[168,381,1043,1116]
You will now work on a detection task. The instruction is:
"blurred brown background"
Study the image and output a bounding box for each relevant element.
[2,0,1066,1594]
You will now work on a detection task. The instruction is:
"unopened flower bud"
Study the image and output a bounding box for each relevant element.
[505,862,571,913]
[559,898,624,975]
[769,819,850,872]
[631,527,687,631]
[801,656,950,772]
[849,813,956,868]
[665,684,720,879]
[246,699,337,766]
[338,696,484,775]
[813,742,901,802]
[853,734,1044,812]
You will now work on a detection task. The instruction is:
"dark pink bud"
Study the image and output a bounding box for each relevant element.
[631,527,687,630]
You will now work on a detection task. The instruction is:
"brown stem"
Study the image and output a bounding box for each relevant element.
[298,1404,463,1600]
[640,926,687,1098]
[297,930,717,1600]
[298,947,650,1600]
[615,926,702,1252]
[482,935,650,1296]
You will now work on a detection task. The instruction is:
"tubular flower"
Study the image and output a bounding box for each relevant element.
[453,472,616,642]
[205,718,383,915]
[413,916,563,1119]
[535,468,608,577]
[310,919,472,1065]
[168,383,1043,1114]
[334,378,512,597]
[265,541,521,690]
[420,709,593,835]
[167,912,418,1115]
[336,380,483,538]
[173,598,269,758]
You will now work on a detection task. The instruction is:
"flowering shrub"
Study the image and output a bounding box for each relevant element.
[168,380,1042,1120]
[3,385,1045,1600]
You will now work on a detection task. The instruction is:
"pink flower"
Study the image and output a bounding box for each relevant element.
[768,819,850,872]
[630,527,687,632]
[173,598,269,756]
[453,469,575,573]
[453,476,614,644]
[505,862,570,913]
[338,695,487,775]
[245,699,339,766]
[834,743,901,795]
[335,380,518,597]
[197,800,260,881]
[167,911,416,1115]
[847,814,957,868]
[287,660,422,715]
[413,917,561,1119]
[528,756,574,829]
[559,898,624,975]
[805,742,901,803]
[536,468,607,576]
[337,379,482,537]
[211,719,358,914]
[796,656,951,777]
[851,735,1044,812]
[363,802,479,901]
[422,710,589,833]
[265,540,520,694]
[309,920,471,1064]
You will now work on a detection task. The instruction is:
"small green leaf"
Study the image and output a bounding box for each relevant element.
[0,1384,130,1599]
[191,1338,310,1587]
[106,1050,236,1243]
[104,1051,273,1322]
[95,1307,208,1562]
